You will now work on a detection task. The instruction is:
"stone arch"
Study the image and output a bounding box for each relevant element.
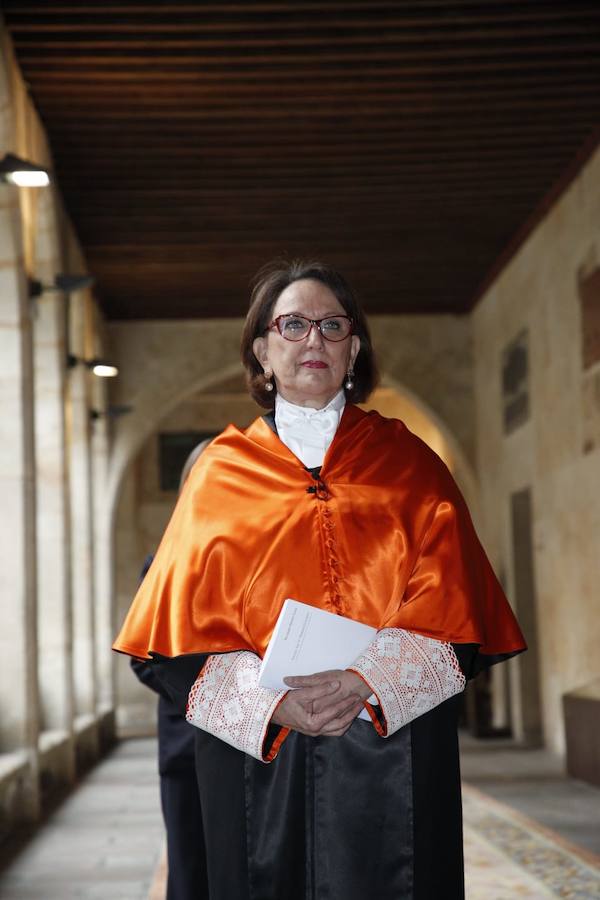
[376,375,480,523]
[106,360,245,535]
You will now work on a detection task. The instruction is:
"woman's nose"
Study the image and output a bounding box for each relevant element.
[305,322,325,348]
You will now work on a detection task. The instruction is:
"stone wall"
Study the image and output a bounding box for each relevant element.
[473,144,600,755]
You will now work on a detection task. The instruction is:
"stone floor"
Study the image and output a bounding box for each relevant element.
[0,734,598,899]
[0,739,163,899]
[460,732,600,857]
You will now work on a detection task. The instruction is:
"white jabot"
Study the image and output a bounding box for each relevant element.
[275,390,346,468]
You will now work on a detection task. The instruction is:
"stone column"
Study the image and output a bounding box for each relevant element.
[68,293,97,728]
[0,186,40,818]
[114,459,156,734]
[32,191,75,761]
[90,370,115,721]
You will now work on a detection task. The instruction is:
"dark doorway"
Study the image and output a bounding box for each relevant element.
[510,487,543,745]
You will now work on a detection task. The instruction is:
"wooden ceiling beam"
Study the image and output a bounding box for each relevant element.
[17,58,599,82]
[59,191,539,208]
[6,7,598,32]
[51,148,573,166]
[24,67,599,86]
[11,23,600,51]
[89,244,496,255]
[88,256,497,272]
[55,171,574,189]
[72,227,525,245]
[58,167,558,188]
[15,55,600,80]
[29,82,600,104]
[73,216,520,233]
[33,94,600,117]
[59,175,559,195]
[56,172,565,186]
[55,172,574,189]
[44,115,594,136]
[47,127,584,148]
[4,0,593,16]
[14,42,600,66]
[65,199,539,220]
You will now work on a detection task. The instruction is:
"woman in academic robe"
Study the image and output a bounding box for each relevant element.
[114,260,526,900]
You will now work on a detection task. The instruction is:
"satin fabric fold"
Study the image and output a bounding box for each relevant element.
[195,717,415,899]
[113,404,525,663]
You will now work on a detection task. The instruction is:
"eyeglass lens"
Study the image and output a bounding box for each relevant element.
[277,315,351,342]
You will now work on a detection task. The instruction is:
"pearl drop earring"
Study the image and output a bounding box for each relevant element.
[345,367,355,391]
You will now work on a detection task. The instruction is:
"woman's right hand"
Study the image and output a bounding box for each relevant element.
[271,679,363,737]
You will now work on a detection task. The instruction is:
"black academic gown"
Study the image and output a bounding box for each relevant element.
[152,650,467,900]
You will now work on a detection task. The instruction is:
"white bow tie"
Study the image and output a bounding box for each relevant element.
[275,394,345,466]
[276,405,340,443]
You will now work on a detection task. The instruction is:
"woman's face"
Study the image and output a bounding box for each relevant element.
[253,278,360,408]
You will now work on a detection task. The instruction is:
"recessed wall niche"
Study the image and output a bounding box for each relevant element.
[502,329,530,435]
[158,431,213,491]
[579,264,600,370]
[579,261,600,454]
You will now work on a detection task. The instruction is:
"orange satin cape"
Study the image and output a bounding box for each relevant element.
[113,404,526,662]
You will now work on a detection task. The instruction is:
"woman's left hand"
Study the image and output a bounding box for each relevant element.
[284,669,373,717]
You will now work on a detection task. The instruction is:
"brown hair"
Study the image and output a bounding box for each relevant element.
[240,260,379,408]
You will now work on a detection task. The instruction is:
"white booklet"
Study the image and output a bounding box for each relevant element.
[258,598,377,721]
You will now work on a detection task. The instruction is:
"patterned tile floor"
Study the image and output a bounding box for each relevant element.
[463,785,600,899]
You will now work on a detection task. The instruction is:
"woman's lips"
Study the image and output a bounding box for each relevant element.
[301,360,328,368]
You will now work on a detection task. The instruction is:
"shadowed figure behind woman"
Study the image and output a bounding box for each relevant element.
[131,440,212,900]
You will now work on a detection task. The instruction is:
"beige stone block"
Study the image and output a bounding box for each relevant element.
[0,265,24,324]
[582,367,600,455]
[0,202,19,249]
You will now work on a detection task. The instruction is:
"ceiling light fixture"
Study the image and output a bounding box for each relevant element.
[68,355,119,378]
[0,153,50,187]
[90,405,133,420]
[29,273,95,298]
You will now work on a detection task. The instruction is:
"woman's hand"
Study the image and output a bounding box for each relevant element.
[271,673,362,737]
[272,670,372,737]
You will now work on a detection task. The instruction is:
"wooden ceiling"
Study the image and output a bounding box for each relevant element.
[3,1,600,319]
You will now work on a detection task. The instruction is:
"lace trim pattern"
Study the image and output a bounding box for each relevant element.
[350,629,466,737]
[185,651,287,762]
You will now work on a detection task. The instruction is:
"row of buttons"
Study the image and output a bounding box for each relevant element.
[315,487,343,613]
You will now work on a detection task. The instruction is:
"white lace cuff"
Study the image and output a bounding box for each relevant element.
[186,651,289,762]
[349,629,466,737]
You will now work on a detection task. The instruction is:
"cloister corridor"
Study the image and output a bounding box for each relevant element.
[1,3,600,898]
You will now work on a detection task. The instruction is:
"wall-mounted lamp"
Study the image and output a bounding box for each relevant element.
[0,153,50,187]
[68,355,119,378]
[29,273,95,298]
[90,405,133,421]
